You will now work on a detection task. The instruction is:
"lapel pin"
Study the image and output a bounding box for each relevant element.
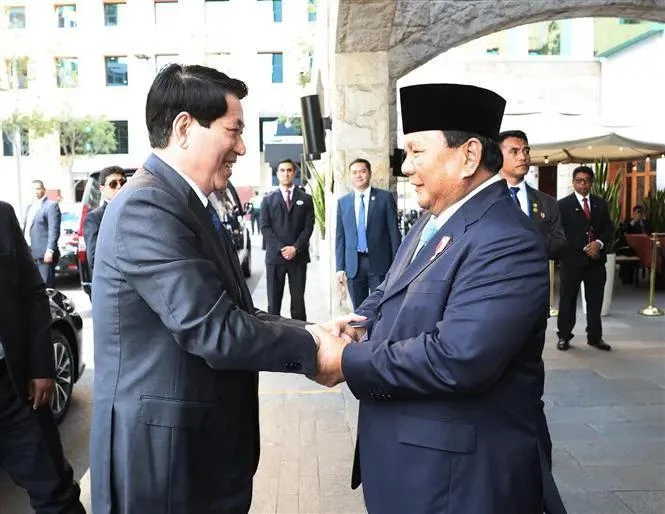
[296,200,304,206]
[540,212,545,219]
[431,236,451,261]
[371,196,375,201]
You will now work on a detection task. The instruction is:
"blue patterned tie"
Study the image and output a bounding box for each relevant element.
[357,193,368,252]
[207,203,225,235]
[509,187,521,208]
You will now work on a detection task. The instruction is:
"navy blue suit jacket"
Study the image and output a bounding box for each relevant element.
[341,179,559,513]
[335,188,401,278]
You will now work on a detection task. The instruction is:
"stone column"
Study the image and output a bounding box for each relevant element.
[329,51,391,315]
[332,51,391,194]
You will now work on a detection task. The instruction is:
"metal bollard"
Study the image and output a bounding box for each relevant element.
[638,233,664,317]
[549,260,559,317]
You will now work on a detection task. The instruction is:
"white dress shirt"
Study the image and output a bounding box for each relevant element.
[280,186,295,206]
[353,186,372,229]
[573,190,604,248]
[413,174,503,257]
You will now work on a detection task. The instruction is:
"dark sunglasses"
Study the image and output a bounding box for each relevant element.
[106,178,127,189]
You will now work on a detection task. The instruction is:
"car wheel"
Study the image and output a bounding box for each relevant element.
[241,242,252,278]
[50,330,74,424]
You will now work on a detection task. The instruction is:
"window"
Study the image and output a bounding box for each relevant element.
[104,2,127,27]
[2,128,29,157]
[154,0,178,27]
[619,18,642,25]
[56,57,79,88]
[155,54,178,74]
[307,0,316,22]
[204,0,229,23]
[110,121,128,154]
[257,0,281,23]
[7,6,26,28]
[272,0,282,22]
[258,52,284,83]
[56,5,77,28]
[105,56,128,86]
[5,57,29,89]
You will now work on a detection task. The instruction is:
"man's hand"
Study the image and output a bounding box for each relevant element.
[28,378,54,410]
[280,246,297,260]
[306,325,349,387]
[43,249,53,264]
[319,313,367,342]
[336,270,346,285]
[584,240,602,259]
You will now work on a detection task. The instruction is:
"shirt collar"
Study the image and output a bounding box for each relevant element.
[354,186,371,198]
[157,154,209,207]
[574,191,589,203]
[432,174,503,230]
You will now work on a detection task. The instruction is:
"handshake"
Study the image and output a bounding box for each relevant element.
[305,314,367,388]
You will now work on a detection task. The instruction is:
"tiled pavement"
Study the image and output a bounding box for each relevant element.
[2,238,662,513]
[250,241,665,513]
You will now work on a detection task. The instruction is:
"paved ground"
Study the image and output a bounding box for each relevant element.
[1,237,663,513]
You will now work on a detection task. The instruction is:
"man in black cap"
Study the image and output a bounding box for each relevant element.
[309,84,565,513]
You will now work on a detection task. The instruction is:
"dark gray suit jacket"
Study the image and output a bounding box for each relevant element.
[90,154,317,514]
[82,203,106,274]
[260,187,315,265]
[525,185,567,260]
[24,198,61,261]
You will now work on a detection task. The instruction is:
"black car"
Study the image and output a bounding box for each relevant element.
[77,169,252,296]
[48,288,85,423]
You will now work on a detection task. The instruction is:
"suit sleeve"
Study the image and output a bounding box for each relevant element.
[335,198,345,272]
[260,196,286,249]
[342,231,549,400]
[7,204,55,380]
[596,199,614,251]
[294,195,315,252]
[114,188,317,373]
[386,193,402,258]
[46,202,61,253]
[543,197,567,260]
[83,211,100,272]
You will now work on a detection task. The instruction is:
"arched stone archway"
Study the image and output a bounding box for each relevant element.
[331,0,665,190]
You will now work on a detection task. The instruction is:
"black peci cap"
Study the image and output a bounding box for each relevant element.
[400,84,506,139]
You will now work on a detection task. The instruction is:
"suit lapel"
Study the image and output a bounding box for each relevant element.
[382,213,465,303]
[188,193,253,310]
[366,190,376,227]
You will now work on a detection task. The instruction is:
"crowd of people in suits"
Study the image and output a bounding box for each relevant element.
[6,59,654,514]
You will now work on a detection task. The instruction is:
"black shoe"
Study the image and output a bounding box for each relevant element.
[588,339,611,351]
[557,339,570,351]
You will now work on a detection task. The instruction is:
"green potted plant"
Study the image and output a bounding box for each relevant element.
[642,188,665,233]
[584,158,623,315]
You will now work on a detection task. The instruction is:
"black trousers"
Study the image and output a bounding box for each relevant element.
[348,253,385,310]
[266,261,307,321]
[0,364,84,513]
[557,261,606,343]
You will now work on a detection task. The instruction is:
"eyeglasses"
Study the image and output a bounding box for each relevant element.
[106,178,126,189]
[573,178,592,185]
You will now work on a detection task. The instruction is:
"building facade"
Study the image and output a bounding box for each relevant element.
[0,0,318,210]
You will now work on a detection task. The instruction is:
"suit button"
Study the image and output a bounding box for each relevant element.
[291,362,301,371]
